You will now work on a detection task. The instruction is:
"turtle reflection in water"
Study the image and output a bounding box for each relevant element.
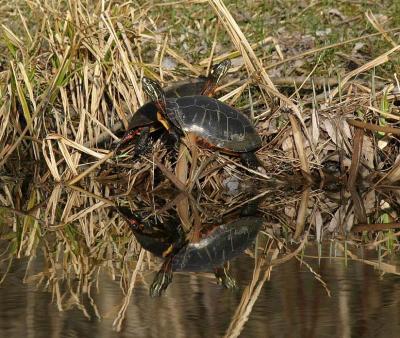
[117,206,263,297]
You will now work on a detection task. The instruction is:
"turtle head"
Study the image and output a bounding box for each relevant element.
[142,77,165,104]
[211,59,231,84]
[202,59,231,96]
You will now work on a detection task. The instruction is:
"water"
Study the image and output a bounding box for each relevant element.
[1,247,399,338]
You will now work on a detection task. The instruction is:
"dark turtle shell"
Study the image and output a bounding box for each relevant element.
[127,78,208,130]
[165,77,207,98]
[165,96,262,152]
[126,102,158,130]
[171,216,263,272]
[116,206,183,257]
[132,230,173,257]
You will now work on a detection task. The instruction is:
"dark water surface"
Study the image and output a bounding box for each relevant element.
[1,248,400,338]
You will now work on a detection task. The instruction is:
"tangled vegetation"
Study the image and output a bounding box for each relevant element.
[1,0,400,334]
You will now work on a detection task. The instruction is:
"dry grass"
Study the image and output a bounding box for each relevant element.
[1,0,400,334]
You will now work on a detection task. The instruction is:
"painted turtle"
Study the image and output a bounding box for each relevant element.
[115,60,231,153]
[116,206,262,297]
[142,77,263,169]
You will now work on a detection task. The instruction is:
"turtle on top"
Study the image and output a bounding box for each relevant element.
[141,76,264,170]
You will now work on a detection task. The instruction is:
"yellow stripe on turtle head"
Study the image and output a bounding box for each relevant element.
[157,111,171,131]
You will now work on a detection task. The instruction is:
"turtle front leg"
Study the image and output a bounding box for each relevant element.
[156,111,181,148]
[117,205,185,298]
[113,126,150,153]
[167,128,181,149]
[132,126,151,159]
[214,264,237,289]
[150,257,173,297]
[149,226,187,297]
[112,129,139,152]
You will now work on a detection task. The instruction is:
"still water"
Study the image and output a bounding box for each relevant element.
[1,246,399,338]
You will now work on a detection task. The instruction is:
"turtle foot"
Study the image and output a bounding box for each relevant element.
[149,270,173,297]
[218,274,238,290]
[215,266,238,290]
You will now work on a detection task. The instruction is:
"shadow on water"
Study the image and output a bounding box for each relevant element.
[1,177,400,337]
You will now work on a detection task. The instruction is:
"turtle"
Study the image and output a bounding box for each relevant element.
[114,60,231,154]
[141,77,263,169]
[116,206,263,297]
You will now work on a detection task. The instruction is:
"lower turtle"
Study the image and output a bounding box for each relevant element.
[114,60,231,155]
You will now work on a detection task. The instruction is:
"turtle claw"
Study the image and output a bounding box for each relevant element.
[214,266,238,290]
[149,270,173,297]
[218,274,238,290]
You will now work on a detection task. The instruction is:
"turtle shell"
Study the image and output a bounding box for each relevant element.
[127,102,158,130]
[165,77,207,98]
[126,78,208,130]
[165,96,262,152]
[132,231,173,257]
[171,216,263,272]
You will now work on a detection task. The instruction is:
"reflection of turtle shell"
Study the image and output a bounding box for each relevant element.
[171,216,263,272]
[133,231,175,258]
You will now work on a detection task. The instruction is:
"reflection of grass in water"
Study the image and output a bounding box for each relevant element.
[1,182,400,335]
[1,0,400,334]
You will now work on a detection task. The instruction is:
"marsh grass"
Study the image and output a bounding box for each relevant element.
[1,0,400,335]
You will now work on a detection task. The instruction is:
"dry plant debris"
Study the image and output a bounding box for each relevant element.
[1,0,400,333]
